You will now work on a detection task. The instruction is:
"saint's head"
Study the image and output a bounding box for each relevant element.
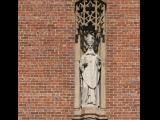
[85,33,95,49]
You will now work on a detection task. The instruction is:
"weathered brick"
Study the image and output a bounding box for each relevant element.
[18,0,140,120]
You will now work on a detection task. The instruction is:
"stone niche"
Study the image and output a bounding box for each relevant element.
[73,0,108,120]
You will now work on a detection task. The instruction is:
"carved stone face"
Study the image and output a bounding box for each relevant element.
[85,34,94,48]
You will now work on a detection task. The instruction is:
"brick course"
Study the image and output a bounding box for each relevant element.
[18,0,140,120]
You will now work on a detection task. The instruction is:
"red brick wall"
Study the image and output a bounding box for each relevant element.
[18,0,140,120]
[106,0,140,119]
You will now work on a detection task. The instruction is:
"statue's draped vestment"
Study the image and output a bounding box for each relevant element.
[80,48,101,107]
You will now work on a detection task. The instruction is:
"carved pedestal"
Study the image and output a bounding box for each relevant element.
[73,107,108,120]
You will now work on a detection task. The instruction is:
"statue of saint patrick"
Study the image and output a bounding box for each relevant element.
[80,33,101,107]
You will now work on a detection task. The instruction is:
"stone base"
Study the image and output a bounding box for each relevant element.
[72,107,108,120]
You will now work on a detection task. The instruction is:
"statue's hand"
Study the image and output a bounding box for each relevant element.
[96,58,101,65]
[83,63,88,68]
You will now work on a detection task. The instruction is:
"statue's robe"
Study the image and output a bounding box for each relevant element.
[80,48,101,107]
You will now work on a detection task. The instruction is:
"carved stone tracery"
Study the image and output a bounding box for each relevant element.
[75,0,106,46]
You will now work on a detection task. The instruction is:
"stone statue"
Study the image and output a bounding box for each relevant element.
[80,33,101,107]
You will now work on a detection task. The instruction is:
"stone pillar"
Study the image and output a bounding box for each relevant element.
[100,38,106,109]
[74,35,81,109]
